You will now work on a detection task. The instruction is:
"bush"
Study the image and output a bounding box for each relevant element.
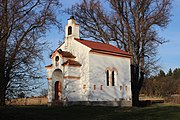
[141,75,180,97]
[165,95,180,104]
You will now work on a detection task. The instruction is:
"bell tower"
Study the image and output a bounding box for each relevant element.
[65,16,79,38]
[65,16,80,50]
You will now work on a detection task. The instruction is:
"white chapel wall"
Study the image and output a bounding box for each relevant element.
[60,39,91,101]
[89,53,132,101]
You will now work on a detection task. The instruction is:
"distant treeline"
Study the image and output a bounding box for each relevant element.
[141,68,180,97]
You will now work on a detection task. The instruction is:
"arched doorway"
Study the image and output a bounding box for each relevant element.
[55,81,61,100]
[52,69,63,101]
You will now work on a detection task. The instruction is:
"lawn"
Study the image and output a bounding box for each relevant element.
[0,104,180,120]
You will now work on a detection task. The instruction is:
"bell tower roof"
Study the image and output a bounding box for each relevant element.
[68,15,75,20]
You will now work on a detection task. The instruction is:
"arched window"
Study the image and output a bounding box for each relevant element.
[112,68,118,86]
[68,26,72,35]
[106,70,109,86]
[55,56,59,66]
[55,56,59,61]
[112,71,115,86]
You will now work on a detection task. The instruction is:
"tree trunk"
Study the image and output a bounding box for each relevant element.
[132,86,140,106]
[0,79,6,106]
[131,64,144,106]
[0,0,8,106]
[0,43,6,106]
[131,64,139,106]
[0,90,6,106]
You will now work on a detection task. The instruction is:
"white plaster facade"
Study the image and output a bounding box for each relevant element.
[45,16,132,106]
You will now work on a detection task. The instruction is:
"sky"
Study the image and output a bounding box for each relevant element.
[45,0,180,74]
[158,0,180,73]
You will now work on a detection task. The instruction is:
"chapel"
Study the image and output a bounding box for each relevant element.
[45,16,132,106]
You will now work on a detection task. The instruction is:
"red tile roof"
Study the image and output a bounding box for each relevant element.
[62,59,81,67]
[45,64,53,68]
[57,49,76,58]
[50,49,76,59]
[74,38,131,56]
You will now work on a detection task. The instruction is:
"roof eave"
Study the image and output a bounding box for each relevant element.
[90,49,132,58]
[45,64,53,68]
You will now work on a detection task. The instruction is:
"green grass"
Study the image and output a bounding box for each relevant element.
[0,104,180,120]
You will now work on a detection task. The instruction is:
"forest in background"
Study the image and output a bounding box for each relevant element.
[141,68,180,103]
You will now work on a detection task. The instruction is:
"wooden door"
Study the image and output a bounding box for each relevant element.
[55,81,61,100]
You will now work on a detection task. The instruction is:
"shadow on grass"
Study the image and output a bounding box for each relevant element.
[0,104,180,120]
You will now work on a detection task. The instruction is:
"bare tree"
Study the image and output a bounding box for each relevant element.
[40,88,48,97]
[0,0,62,106]
[68,0,172,106]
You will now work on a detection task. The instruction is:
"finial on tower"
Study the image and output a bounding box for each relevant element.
[69,16,75,20]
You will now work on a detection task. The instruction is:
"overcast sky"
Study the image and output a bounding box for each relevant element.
[45,0,180,73]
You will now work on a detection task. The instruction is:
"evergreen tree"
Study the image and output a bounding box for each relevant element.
[167,68,173,76]
[158,69,166,77]
[173,68,180,79]
[18,92,25,98]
